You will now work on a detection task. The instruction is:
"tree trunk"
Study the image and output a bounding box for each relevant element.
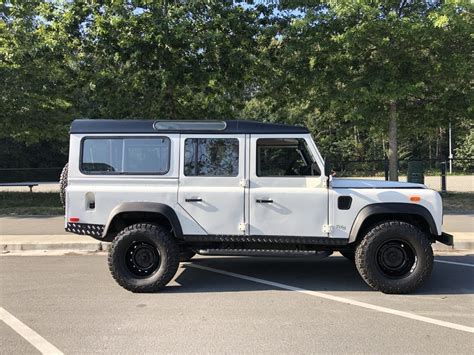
[435,134,439,159]
[388,100,399,181]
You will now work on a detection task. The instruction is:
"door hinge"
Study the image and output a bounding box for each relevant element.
[322,224,333,234]
[239,223,248,233]
[240,179,249,188]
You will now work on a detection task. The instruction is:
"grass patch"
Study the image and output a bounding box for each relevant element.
[442,192,474,214]
[0,192,63,215]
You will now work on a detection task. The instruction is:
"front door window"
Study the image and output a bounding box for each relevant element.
[256,138,320,177]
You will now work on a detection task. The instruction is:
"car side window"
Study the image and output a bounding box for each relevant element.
[184,138,239,177]
[257,138,319,177]
[81,137,170,174]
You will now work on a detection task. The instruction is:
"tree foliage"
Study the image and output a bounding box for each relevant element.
[0,1,472,170]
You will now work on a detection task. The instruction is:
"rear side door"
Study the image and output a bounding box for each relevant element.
[178,134,246,235]
[248,135,328,237]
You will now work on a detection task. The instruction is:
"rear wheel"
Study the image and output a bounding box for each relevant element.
[355,221,433,294]
[108,223,179,293]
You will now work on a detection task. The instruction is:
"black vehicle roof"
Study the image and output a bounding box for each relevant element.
[70,119,309,135]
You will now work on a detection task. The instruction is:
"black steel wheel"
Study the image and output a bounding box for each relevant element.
[126,241,160,277]
[355,221,433,294]
[376,239,416,278]
[108,223,179,293]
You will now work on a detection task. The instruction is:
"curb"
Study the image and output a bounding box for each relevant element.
[2,242,110,252]
[433,232,474,251]
[0,235,110,254]
[433,243,473,252]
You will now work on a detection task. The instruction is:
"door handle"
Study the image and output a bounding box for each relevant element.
[185,198,202,202]
[256,199,273,203]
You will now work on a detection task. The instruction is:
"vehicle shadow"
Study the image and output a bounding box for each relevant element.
[166,255,474,296]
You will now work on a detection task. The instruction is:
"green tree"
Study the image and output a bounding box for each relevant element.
[454,128,474,171]
[250,1,472,179]
[325,1,473,180]
[1,0,472,175]
[0,1,75,144]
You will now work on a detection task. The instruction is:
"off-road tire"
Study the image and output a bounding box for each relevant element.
[108,223,179,293]
[355,221,433,294]
[59,163,68,208]
[179,250,196,262]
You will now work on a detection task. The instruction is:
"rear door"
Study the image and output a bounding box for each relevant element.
[178,134,246,235]
[248,135,328,237]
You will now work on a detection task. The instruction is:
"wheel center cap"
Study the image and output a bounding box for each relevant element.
[134,248,154,269]
[384,247,404,268]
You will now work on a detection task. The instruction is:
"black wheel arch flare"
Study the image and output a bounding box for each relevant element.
[103,202,183,240]
[348,203,438,243]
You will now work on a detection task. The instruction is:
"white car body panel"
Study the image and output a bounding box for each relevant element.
[66,133,205,234]
[248,134,328,236]
[329,183,443,238]
[177,134,246,235]
[66,131,443,239]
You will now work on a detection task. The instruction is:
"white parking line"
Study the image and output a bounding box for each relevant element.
[0,307,63,355]
[188,264,474,334]
[435,260,474,268]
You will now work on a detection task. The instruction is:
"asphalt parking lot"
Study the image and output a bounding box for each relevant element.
[1,253,473,354]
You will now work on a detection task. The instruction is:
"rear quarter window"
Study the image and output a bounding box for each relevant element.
[81,137,170,175]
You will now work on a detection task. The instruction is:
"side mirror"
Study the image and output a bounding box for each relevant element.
[324,158,332,177]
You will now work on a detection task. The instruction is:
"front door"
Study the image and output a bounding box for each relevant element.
[248,135,328,237]
[178,134,246,235]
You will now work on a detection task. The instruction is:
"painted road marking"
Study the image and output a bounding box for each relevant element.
[188,264,474,334]
[0,307,63,355]
[435,260,474,268]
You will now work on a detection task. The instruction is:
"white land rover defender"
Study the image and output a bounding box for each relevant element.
[63,119,453,294]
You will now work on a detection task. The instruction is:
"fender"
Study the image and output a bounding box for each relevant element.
[103,202,183,239]
[348,203,438,243]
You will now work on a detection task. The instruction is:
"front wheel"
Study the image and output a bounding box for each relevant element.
[355,221,433,294]
[108,223,179,293]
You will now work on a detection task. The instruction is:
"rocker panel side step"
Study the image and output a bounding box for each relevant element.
[197,248,332,258]
[183,234,349,246]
